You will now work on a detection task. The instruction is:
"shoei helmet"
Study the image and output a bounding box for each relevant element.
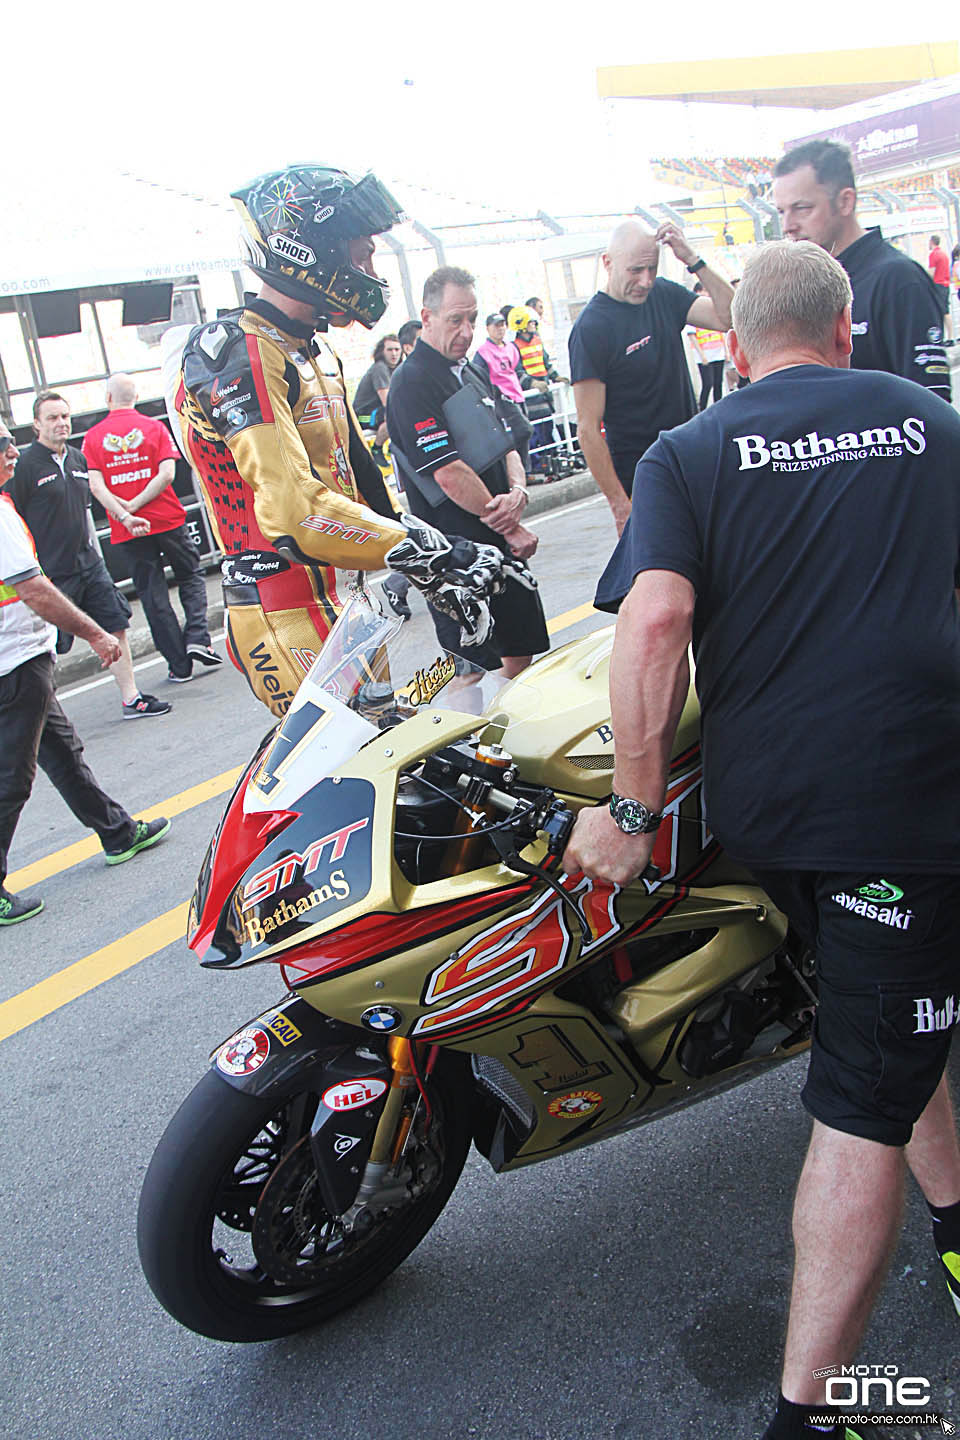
[232,165,404,327]
[507,304,537,335]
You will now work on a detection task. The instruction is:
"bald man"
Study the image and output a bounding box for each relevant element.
[83,375,220,683]
[570,220,733,534]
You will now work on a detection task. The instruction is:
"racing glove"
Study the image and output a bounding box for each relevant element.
[386,515,503,650]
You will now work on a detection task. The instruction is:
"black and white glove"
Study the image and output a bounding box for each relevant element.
[386,514,504,649]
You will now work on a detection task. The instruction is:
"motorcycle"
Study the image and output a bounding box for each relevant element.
[137,588,816,1342]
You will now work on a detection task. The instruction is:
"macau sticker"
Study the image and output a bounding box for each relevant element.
[547,1089,603,1119]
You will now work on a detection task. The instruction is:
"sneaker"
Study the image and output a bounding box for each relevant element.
[381,576,411,622]
[942,1248,960,1317]
[0,887,44,925]
[104,817,171,865]
[167,668,193,684]
[122,693,172,719]
[186,644,223,668]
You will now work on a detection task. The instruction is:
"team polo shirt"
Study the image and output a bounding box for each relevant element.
[596,364,960,873]
[0,493,55,675]
[82,408,183,544]
[838,228,951,401]
[386,338,512,549]
[568,282,697,481]
[9,441,99,580]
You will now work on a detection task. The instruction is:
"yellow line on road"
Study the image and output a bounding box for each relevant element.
[547,601,597,635]
[1,601,605,1045]
[0,903,188,1044]
[6,767,242,893]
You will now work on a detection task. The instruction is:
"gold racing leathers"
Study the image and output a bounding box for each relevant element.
[177,298,406,716]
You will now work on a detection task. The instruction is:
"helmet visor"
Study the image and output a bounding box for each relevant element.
[338,173,405,238]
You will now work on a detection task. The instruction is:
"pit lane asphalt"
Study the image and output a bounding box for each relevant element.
[0,488,955,1440]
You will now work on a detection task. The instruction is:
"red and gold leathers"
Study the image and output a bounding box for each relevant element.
[177,303,406,717]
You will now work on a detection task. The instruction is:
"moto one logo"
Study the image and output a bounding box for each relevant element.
[268,233,317,266]
[826,1366,930,1409]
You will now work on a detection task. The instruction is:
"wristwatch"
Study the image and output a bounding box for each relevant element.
[609,791,663,835]
[687,257,706,274]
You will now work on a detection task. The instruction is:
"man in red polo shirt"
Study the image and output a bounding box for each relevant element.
[83,374,221,683]
[928,233,953,341]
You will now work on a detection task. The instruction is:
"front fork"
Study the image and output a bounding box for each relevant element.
[350,1038,419,1207]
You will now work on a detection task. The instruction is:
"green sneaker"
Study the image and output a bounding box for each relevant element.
[942,1249,960,1318]
[104,818,171,865]
[0,887,44,924]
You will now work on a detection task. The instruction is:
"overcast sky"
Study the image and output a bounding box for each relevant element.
[9,4,955,213]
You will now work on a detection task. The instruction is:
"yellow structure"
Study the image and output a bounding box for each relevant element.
[597,42,960,110]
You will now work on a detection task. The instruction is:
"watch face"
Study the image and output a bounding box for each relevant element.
[614,798,649,834]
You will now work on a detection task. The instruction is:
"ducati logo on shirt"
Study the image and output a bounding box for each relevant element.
[103,429,144,454]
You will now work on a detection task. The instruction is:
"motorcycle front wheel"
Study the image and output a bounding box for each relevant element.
[137,1058,471,1341]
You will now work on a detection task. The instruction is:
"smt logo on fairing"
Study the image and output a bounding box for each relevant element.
[732,417,926,472]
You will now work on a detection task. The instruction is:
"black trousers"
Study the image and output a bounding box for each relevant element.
[697,360,724,410]
[119,524,210,676]
[0,652,134,887]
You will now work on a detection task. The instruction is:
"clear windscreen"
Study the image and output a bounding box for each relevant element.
[243,584,538,813]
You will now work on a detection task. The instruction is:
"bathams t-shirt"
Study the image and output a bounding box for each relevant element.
[596,364,960,873]
[568,282,697,485]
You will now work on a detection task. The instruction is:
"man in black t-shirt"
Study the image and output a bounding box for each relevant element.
[569,218,733,535]
[564,241,960,1440]
[387,265,549,675]
[773,138,951,402]
[11,391,170,719]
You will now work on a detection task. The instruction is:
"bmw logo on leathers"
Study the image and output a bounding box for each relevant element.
[361,1005,403,1033]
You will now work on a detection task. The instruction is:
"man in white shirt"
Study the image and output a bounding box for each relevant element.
[0,420,170,924]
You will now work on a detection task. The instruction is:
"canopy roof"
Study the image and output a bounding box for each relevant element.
[597,42,959,110]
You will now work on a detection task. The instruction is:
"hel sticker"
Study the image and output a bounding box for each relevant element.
[264,1011,302,1046]
[217,1027,270,1076]
[267,232,317,266]
[322,1078,388,1111]
[333,1133,362,1160]
[547,1089,603,1119]
[857,879,903,903]
[314,204,335,225]
[361,1004,403,1032]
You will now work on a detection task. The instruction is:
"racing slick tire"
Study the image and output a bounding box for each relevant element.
[137,1059,472,1341]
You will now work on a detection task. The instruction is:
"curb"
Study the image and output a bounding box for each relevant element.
[54,469,600,690]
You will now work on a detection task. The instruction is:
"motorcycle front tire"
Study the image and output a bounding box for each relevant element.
[137,1059,471,1342]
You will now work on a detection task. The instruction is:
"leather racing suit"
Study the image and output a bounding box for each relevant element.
[177,298,407,716]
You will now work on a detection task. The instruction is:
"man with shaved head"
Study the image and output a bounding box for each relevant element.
[83,375,220,684]
[570,219,733,534]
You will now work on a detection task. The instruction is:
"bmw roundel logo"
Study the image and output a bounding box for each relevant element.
[361,1004,403,1033]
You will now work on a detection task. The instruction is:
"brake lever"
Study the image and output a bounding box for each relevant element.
[489,800,661,944]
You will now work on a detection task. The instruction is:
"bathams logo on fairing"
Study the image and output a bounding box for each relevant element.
[268,233,317,266]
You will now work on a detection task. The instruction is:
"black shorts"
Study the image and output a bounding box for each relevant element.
[53,559,132,654]
[935,285,950,318]
[752,868,960,1146]
[430,570,550,670]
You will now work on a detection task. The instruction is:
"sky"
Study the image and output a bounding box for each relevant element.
[7,6,957,215]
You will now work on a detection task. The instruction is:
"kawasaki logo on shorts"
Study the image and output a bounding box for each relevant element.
[856,879,903,903]
[832,885,913,929]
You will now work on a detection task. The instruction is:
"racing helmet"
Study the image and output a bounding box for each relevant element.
[232,165,404,327]
[507,304,537,335]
